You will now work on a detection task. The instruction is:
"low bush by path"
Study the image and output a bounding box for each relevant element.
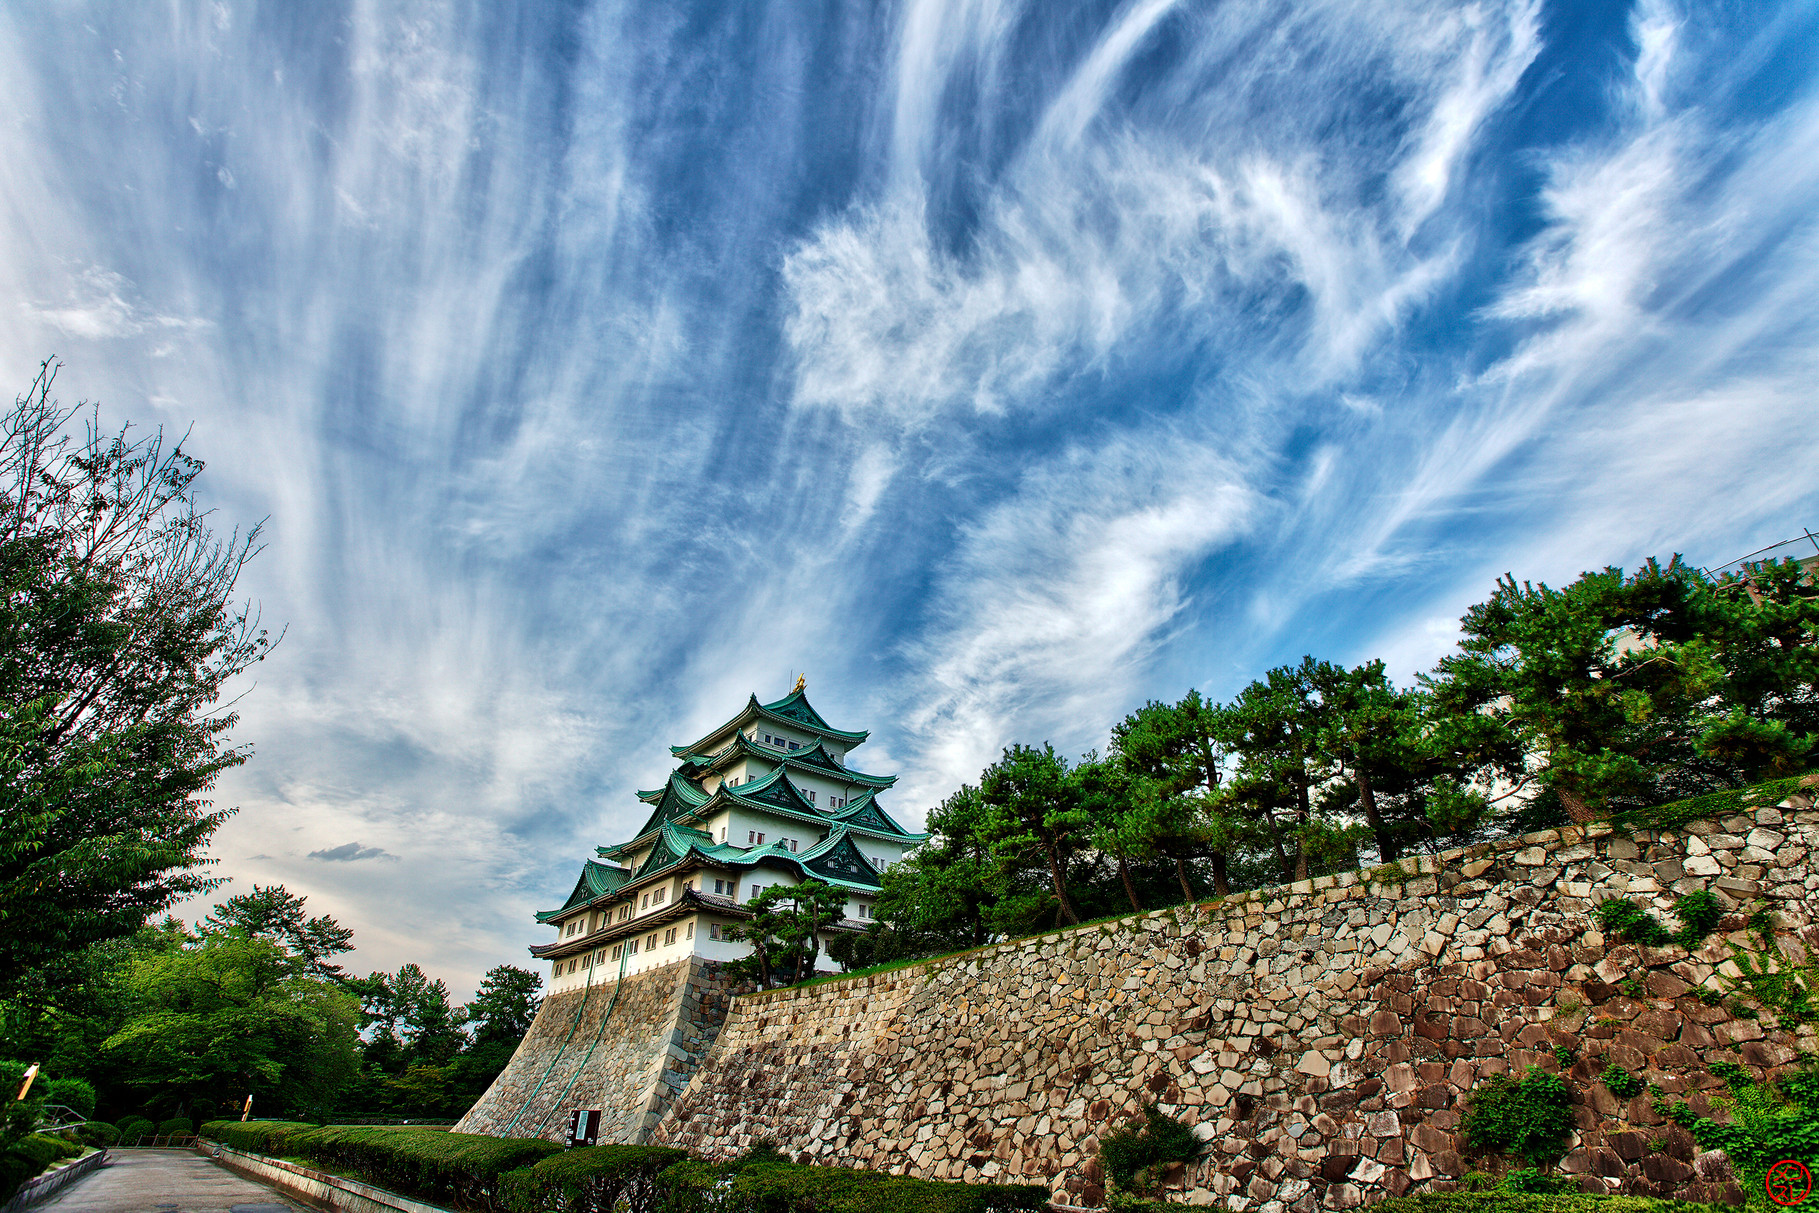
[201,1121,1049,1212]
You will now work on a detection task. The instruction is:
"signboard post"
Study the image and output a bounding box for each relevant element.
[565,1110,601,1148]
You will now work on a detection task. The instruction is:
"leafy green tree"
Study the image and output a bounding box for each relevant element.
[1110,691,1234,896]
[464,965,542,1043]
[727,880,849,988]
[1211,667,1324,881]
[202,884,353,980]
[0,361,273,1001]
[978,744,1091,926]
[349,964,466,1069]
[100,933,360,1116]
[1427,557,1817,822]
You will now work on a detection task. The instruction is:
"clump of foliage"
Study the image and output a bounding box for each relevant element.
[1718,904,1819,1025]
[1096,1103,1205,1197]
[1671,889,1724,943]
[1602,1063,1642,1099]
[1460,1066,1575,1166]
[725,880,850,988]
[1502,1168,1576,1194]
[1591,888,1730,950]
[1660,1059,1819,1190]
[1551,1045,1575,1067]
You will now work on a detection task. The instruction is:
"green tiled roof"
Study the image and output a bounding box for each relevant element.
[671,690,869,759]
[535,861,631,922]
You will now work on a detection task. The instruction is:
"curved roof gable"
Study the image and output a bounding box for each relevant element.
[671,690,869,759]
[535,860,630,921]
[829,790,927,840]
[798,824,882,887]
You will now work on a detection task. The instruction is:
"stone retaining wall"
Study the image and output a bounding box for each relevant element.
[651,794,1818,1208]
[455,955,739,1143]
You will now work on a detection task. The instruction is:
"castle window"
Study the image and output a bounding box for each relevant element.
[686,922,694,940]
[647,933,658,951]
[756,833,765,844]
[789,741,800,751]
[641,893,649,909]
[807,789,815,802]
[597,949,607,964]
[858,904,869,918]
[664,928,677,946]
[790,839,798,852]
[720,827,726,841]
[747,830,755,844]
[629,938,638,953]
[553,962,562,977]
[611,944,622,960]
[567,959,577,974]
[752,884,764,898]
[653,887,666,905]
[710,924,721,940]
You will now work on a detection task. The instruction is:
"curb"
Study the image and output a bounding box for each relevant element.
[201,1143,456,1213]
[0,1149,108,1213]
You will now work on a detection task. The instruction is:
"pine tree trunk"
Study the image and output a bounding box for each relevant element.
[1045,845,1080,925]
[1356,766,1397,861]
[1258,802,1295,884]
[1211,851,1230,897]
[1119,858,1143,912]
[1174,856,1194,903]
[1557,786,1598,823]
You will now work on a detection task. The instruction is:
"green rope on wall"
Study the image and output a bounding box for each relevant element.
[527,940,634,1137]
[500,953,601,1137]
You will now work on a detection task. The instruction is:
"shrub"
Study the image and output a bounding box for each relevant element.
[1550,1045,1574,1068]
[42,1078,95,1121]
[0,1133,86,1205]
[1460,1066,1574,1166]
[1095,1103,1205,1196]
[1602,1063,1642,1099]
[718,1161,1048,1212]
[189,1098,219,1124]
[156,1117,194,1136]
[77,1121,119,1148]
[202,1121,560,1209]
[497,1145,690,1213]
[116,1116,155,1145]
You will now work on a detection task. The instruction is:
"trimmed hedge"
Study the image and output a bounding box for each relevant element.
[0,1133,86,1206]
[723,1160,1049,1212]
[202,1125,1051,1213]
[202,1121,560,1209]
[78,1121,119,1148]
[497,1145,689,1213]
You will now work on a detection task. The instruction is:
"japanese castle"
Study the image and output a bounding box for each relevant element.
[532,681,927,991]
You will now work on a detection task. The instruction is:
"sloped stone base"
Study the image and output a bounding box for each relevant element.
[454,956,739,1143]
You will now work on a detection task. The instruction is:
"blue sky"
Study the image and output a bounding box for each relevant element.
[3,0,1816,996]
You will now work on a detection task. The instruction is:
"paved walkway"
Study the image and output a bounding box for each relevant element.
[36,1149,301,1213]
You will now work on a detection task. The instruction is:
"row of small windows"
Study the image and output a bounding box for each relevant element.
[759,732,800,751]
[560,856,895,939]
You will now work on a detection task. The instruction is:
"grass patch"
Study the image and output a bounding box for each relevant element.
[1374,1196,1726,1213]
[1606,771,1814,836]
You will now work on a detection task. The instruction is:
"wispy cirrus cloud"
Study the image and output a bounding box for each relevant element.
[0,0,1813,996]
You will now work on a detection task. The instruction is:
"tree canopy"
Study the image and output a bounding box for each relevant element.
[857,550,1817,965]
[0,361,273,1000]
